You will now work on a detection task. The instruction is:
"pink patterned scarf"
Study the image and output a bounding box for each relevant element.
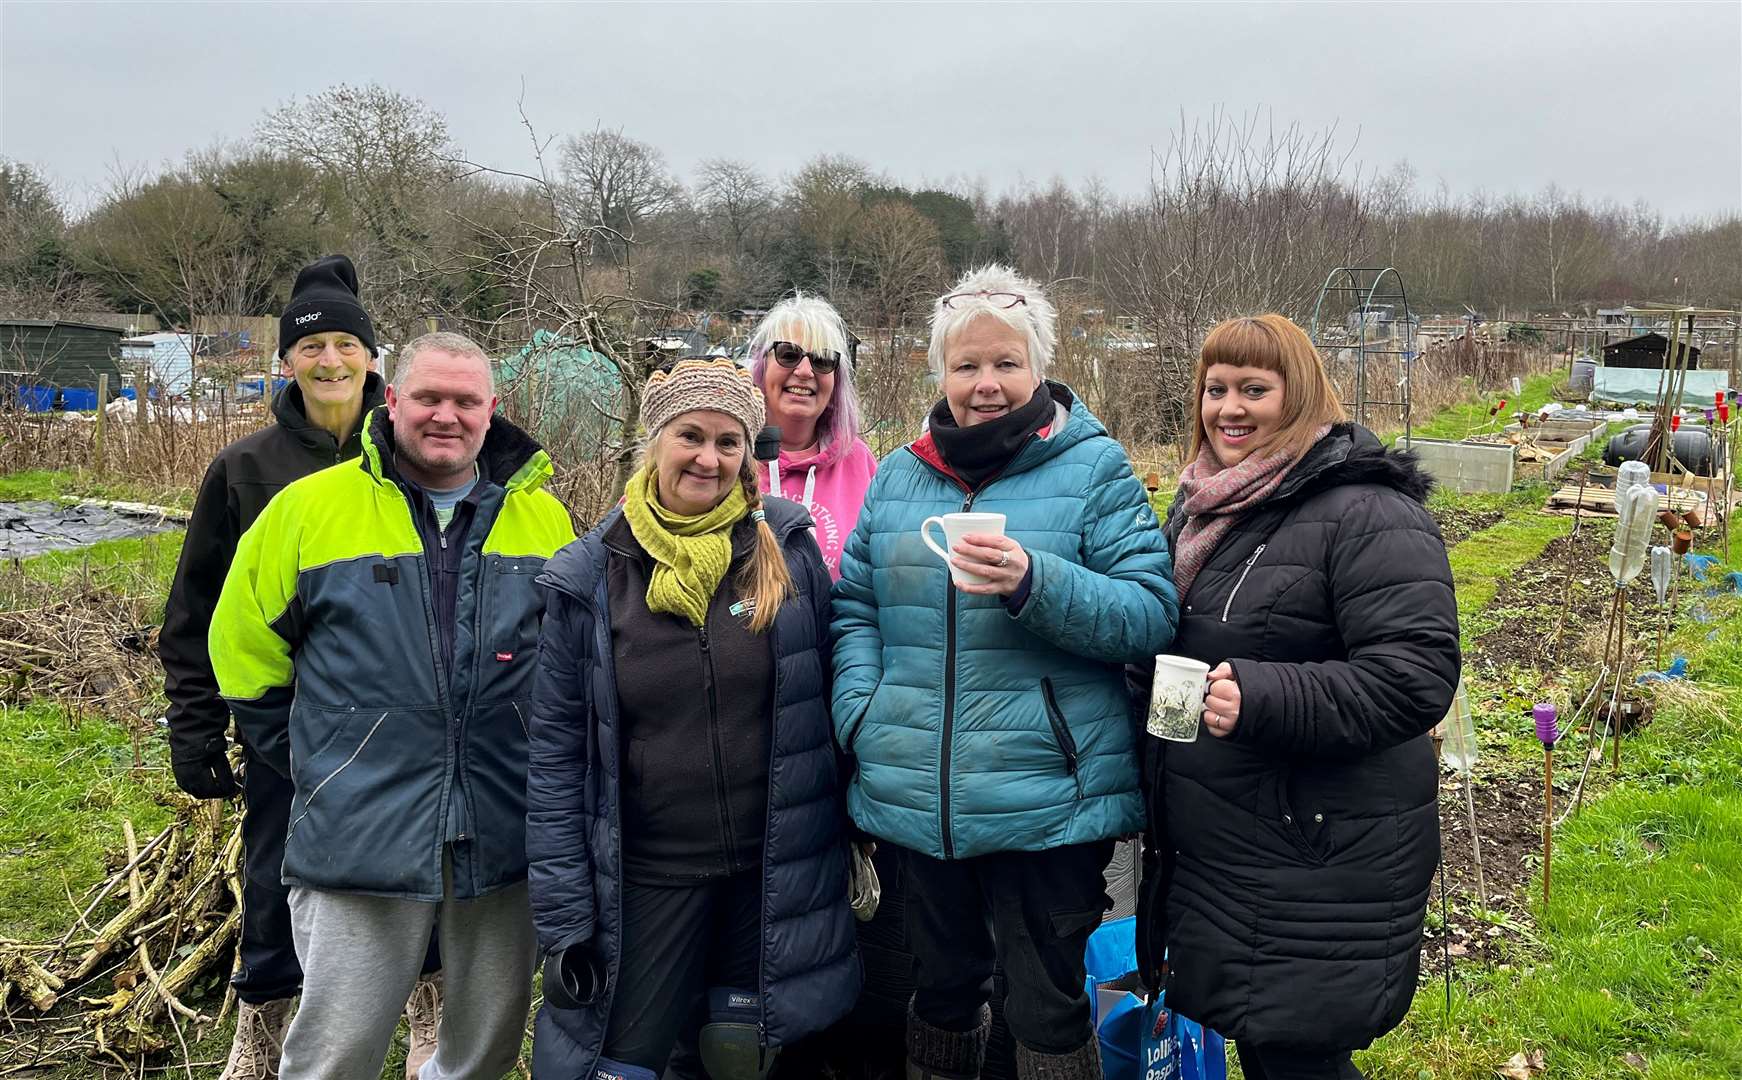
[1171,425,1331,595]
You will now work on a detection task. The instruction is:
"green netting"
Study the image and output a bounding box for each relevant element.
[497,330,627,455]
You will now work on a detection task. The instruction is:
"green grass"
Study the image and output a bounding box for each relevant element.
[1359,589,1742,1080]
[0,468,195,511]
[0,702,178,940]
[1445,504,1571,637]
[1406,372,1564,443]
[0,530,182,615]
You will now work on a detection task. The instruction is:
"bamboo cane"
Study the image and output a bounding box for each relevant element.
[1542,750,1554,906]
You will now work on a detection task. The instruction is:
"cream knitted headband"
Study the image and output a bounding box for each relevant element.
[641,357,767,440]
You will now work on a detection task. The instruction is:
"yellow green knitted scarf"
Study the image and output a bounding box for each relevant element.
[621,465,747,627]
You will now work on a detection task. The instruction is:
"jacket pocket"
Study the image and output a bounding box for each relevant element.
[1040,678,1084,798]
[1275,768,1331,866]
[476,557,546,703]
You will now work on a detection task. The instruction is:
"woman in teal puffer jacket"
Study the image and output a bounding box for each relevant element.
[831,264,1178,1080]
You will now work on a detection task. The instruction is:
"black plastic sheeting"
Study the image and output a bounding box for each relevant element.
[0,501,180,559]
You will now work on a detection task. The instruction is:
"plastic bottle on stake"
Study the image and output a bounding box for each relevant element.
[1441,678,1478,773]
[1615,461,1651,521]
[1650,545,1673,605]
[1609,485,1658,585]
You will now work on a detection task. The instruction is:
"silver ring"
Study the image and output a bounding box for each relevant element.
[998,550,1010,568]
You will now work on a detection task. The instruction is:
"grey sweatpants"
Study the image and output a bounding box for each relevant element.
[281,861,535,1080]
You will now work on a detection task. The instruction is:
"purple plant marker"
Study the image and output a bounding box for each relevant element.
[1534,703,1558,748]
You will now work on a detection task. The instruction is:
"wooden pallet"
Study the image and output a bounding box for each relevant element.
[1544,476,1728,519]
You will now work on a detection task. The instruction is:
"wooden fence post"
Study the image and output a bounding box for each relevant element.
[93,372,109,474]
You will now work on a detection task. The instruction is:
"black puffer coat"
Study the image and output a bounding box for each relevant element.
[1136,424,1459,1054]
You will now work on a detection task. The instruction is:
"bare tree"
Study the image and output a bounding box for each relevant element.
[423,103,685,509]
[257,83,454,254]
[695,158,774,260]
[559,128,680,253]
[257,84,458,342]
[789,154,874,296]
[856,202,941,330]
[1099,109,1377,445]
[0,159,102,316]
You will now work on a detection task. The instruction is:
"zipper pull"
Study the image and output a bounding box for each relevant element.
[1246,543,1267,566]
[439,532,448,550]
[699,625,710,651]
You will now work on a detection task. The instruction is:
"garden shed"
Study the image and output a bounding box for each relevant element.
[1,319,126,410]
[1601,331,1700,370]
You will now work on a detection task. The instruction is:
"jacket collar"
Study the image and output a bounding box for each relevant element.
[910,382,1078,490]
[271,372,386,453]
[358,405,553,494]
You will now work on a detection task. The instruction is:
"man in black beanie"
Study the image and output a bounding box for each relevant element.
[160,254,443,1080]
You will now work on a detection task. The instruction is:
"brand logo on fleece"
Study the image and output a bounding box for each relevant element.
[727,991,757,1010]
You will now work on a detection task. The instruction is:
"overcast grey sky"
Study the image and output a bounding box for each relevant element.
[2,1,1738,220]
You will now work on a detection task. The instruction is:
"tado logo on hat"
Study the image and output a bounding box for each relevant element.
[294,311,323,325]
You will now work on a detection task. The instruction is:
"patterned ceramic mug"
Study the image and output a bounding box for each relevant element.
[1148,654,1210,742]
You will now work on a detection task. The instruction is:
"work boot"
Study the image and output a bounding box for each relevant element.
[404,972,443,1079]
[905,1001,990,1080]
[1014,1039,1103,1080]
[219,997,292,1080]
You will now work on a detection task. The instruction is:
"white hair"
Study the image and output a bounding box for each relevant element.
[393,331,495,391]
[926,263,1057,381]
[746,294,852,362]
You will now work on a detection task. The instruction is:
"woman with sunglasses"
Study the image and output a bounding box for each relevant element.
[831,264,1178,1080]
[747,295,878,580]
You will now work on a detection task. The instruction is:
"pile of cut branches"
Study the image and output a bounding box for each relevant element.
[0,800,241,1072]
[0,582,161,724]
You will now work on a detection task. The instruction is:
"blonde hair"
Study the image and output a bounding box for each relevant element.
[1187,314,1348,461]
[736,459,794,633]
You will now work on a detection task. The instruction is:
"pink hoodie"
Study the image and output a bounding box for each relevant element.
[759,435,878,580]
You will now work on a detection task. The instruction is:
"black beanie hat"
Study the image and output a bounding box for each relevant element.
[278,254,378,357]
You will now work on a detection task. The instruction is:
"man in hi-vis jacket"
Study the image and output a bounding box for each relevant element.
[211,331,574,1080]
[160,255,454,1079]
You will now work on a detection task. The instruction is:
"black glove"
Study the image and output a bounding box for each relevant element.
[542,944,604,1011]
[172,749,237,800]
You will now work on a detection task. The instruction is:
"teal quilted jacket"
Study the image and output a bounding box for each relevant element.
[830,386,1178,859]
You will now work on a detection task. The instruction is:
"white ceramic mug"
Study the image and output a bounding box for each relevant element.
[1148,654,1210,742]
[920,512,1008,585]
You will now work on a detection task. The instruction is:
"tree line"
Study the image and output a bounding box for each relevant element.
[4,88,1737,336]
[1,87,1736,453]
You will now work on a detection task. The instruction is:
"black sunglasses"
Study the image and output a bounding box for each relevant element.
[770,340,842,374]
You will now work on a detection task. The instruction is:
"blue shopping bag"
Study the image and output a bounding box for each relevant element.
[1100,993,1225,1080]
[1084,918,1225,1080]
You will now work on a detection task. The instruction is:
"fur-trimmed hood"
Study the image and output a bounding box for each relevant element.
[1166,423,1432,542]
[1277,423,1434,505]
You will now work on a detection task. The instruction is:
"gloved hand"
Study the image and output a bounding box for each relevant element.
[543,944,605,1011]
[172,749,237,800]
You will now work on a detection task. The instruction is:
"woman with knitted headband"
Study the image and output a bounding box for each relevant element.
[831,264,1178,1080]
[524,358,859,1080]
[746,294,878,580]
[1136,315,1459,1080]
